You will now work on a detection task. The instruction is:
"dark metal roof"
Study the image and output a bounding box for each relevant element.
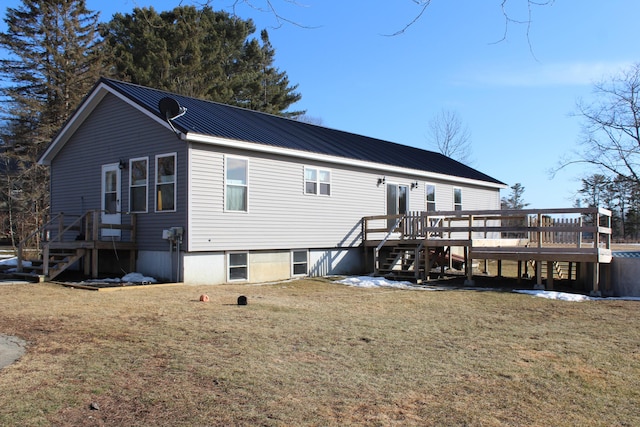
[101,78,504,185]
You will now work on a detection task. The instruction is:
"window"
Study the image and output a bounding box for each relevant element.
[228,252,248,281]
[454,188,462,211]
[156,154,176,212]
[292,250,308,276]
[426,184,436,212]
[305,167,331,196]
[226,157,248,211]
[129,157,148,213]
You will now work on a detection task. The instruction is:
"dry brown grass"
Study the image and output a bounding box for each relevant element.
[0,278,639,426]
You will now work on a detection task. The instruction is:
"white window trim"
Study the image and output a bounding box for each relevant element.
[304,166,332,196]
[227,252,249,282]
[155,152,177,213]
[454,187,463,210]
[224,155,250,213]
[291,250,309,277]
[129,156,149,213]
[425,182,436,212]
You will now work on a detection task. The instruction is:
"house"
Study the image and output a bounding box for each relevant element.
[36,78,506,284]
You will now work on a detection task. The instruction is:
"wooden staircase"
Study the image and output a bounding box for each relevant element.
[15,210,137,282]
[14,248,87,282]
[378,242,424,280]
[376,242,462,282]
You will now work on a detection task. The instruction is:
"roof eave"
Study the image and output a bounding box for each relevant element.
[185,132,507,189]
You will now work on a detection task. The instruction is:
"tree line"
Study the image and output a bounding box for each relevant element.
[574,174,640,241]
[0,0,302,247]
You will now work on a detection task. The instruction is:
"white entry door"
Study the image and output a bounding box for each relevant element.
[101,163,121,238]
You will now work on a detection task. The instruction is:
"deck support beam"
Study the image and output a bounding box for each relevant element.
[534,261,544,290]
[590,262,601,297]
[464,247,474,286]
[547,261,554,290]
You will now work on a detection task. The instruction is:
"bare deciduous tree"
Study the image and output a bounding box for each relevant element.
[554,63,640,188]
[198,0,554,39]
[427,109,473,164]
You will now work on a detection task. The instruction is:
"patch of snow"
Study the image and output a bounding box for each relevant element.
[335,276,640,301]
[513,290,593,302]
[0,257,32,272]
[0,257,30,267]
[513,289,640,302]
[122,273,157,283]
[87,272,157,284]
[335,276,429,290]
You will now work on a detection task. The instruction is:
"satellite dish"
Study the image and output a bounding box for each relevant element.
[158,97,187,137]
[158,97,186,120]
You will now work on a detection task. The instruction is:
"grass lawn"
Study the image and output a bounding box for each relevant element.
[0,278,639,426]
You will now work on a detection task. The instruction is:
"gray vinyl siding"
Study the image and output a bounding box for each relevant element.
[431,182,500,212]
[188,143,501,252]
[49,93,188,251]
[188,144,381,251]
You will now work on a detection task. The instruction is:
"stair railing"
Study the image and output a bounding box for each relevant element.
[40,212,88,277]
[17,213,63,273]
[374,216,404,275]
[17,212,89,276]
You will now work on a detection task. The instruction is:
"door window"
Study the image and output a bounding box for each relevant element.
[387,183,409,228]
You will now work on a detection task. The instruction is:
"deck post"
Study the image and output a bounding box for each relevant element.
[464,246,474,286]
[424,243,430,282]
[517,261,522,284]
[568,262,573,281]
[590,262,601,297]
[92,210,99,278]
[534,261,544,290]
[42,244,50,278]
[546,261,554,290]
[84,251,91,276]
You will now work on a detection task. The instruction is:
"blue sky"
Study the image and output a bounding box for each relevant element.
[2,0,639,208]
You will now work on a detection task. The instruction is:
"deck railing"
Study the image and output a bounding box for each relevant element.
[17,210,137,275]
[363,207,612,249]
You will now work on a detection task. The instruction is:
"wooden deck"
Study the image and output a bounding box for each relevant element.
[363,207,612,295]
[16,210,137,281]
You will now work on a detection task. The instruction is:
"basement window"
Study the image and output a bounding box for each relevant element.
[228,252,248,281]
[292,250,309,276]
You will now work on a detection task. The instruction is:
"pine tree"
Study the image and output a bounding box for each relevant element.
[0,0,107,246]
[501,183,529,210]
[102,6,302,116]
